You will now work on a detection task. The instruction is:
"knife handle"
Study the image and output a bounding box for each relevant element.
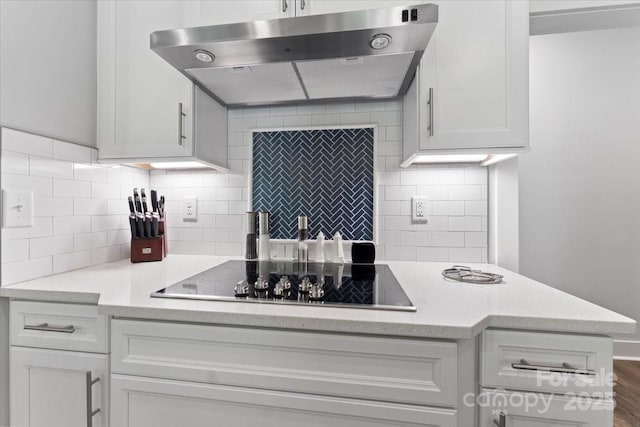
[152,215,160,237]
[128,197,136,215]
[144,214,152,238]
[150,190,158,213]
[135,214,145,238]
[129,216,138,239]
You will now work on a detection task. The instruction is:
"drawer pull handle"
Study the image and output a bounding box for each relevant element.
[494,412,506,427]
[512,358,596,376]
[24,323,75,333]
[86,372,101,427]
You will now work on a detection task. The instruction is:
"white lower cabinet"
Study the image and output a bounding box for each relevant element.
[10,347,109,427]
[478,389,613,427]
[111,374,457,427]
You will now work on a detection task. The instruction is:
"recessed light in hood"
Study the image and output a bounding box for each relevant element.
[150,4,438,107]
[193,49,215,63]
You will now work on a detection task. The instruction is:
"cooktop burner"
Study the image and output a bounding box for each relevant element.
[151,260,415,312]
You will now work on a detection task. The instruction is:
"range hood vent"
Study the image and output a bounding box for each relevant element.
[151,4,438,107]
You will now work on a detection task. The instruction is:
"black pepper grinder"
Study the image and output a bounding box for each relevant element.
[245,211,258,260]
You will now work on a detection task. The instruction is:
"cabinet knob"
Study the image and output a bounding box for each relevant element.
[493,412,506,427]
[178,102,187,146]
[86,372,101,427]
[282,0,288,13]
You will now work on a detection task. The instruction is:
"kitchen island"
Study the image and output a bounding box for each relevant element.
[0,255,635,427]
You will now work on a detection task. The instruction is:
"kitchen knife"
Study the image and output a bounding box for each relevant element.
[128,196,135,215]
[150,190,158,213]
[144,213,152,237]
[133,188,142,213]
[151,213,160,237]
[129,214,138,239]
[141,188,148,213]
[135,213,145,238]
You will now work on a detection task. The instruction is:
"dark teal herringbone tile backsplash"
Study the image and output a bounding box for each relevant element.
[252,128,374,240]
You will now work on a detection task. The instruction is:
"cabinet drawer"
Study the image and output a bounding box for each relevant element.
[111,374,457,427]
[480,329,612,395]
[478,388,613,427]
[112,319,458,407]
[10,301,108,353]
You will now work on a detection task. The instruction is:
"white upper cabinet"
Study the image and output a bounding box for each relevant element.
[295,0,422,16]
[97,1,228,168]
[403,0,529,164]
[192,0,294,26]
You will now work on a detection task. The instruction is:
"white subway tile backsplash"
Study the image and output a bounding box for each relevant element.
[432,232,465,247]
[147,102,489,262]
[401,231,432,247]
[2,173,52,197]
[416,247,449,262]
[465,232,488,248]
[449,216,482,232]
[53,250,92,274]
[432,201,465,216]
[53,178,90,198]
[449,185,482,201]
[1,151,29,175]
[74,164,109,182]
[1,239,29,263]
[1,128,53,157]
[91,215,123,232]
[448,247,483,263]
[256,116,284,128]
[91,245,122,265]
[54,216,91,235]
[1,129,147,284]
[2,256,52,285]
[74,198,108,216]
[1,217,53,240]
[52,139,92,163]
[283,115,312,127]
[465,200,488,216]
[74,232,107,251]
[29,235,74,258]
[30,156,73,179]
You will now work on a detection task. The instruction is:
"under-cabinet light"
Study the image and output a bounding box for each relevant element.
[480,153,518,166]
[149,161,209,170]
[411,154,490,164]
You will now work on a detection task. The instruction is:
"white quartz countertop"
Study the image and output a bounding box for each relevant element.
[0,255,635,339]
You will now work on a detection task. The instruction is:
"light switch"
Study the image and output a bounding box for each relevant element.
[411,196,428,223]
[2,189,34,228]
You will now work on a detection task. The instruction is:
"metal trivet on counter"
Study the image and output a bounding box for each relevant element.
[442,265,504,284]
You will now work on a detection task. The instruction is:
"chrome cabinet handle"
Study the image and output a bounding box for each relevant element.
[494,412,506,427]
[282,0,288,12]
[427,87,434,137]
[178,102,186,146]
[24,323,75,333]
[86,372,101,427]
[512,358,596,376]
[300,0,306,10]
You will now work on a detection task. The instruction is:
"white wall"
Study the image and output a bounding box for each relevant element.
[521,27,640,350]
[0,128,149,285]
[529,0,640,13]
[151,100,489,262]
[0,0,97,147]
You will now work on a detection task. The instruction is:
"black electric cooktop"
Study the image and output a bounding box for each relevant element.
[151,260,415,312]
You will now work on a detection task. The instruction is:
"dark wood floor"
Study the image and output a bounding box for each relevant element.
[614,360,640,427]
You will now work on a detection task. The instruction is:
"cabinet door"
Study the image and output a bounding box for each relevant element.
[112,375,457,427]
[98,1,195,160]
[11,347,109,427]
[420,0,529,150]
[296,0,421,16]
[478,389,613,427]
[192,0,294,26]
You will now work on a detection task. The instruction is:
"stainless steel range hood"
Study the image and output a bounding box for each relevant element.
[150,4,438,107]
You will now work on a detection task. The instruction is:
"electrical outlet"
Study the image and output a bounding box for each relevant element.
[183,196,198,221]
[411,196,428,223]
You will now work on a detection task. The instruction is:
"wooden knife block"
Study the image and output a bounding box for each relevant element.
[130,217,168,263]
